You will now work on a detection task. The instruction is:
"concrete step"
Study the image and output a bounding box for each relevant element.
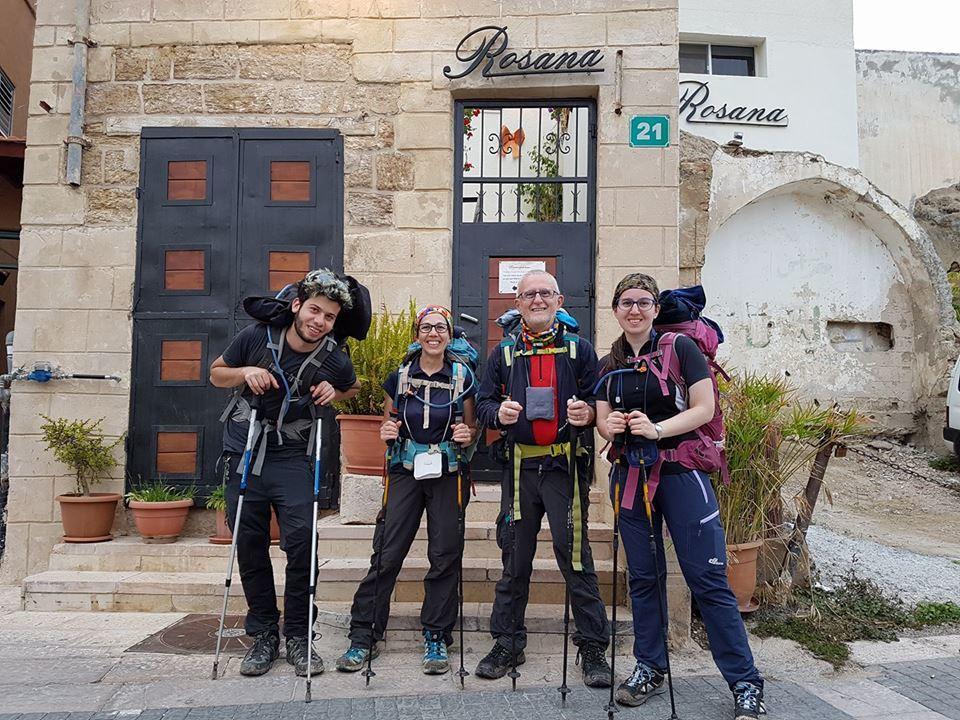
[48,521,617,574]
[315,601,635,654]
[23,551,651,612]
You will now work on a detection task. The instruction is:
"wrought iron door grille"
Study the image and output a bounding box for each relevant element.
[458,104,591,223]
[0,67,14,137]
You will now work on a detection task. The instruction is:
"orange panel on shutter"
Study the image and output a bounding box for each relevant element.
[167,160,207,200]
[270,161,310,201]
[156,431,198,474]
[164,250,205,290]
[268,251,310,291]
[160,340,202,382]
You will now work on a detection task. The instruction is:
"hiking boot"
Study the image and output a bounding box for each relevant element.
[335,643,380,673]
[733,681,766,719]
[422,630,450,675]
[239,629,280,677]
[615,661,665,706]
[474,642,526,680]
[285,636,324,677]
[577,644,613,688]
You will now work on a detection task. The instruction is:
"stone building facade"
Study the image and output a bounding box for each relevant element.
[2,1,680,583]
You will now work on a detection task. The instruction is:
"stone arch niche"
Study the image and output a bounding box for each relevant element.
[701,150,958,439]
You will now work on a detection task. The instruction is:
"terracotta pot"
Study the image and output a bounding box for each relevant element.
[209,507,280,545]
[57,493,121,543]
[129,499,193,543]
[209,509,232,545]
[726,540,763,613]
[336,414,386,475]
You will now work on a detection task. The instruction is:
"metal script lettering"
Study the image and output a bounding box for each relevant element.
[443,26,604,80]
[679,80,789,127]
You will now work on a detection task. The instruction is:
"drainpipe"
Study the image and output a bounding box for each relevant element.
[65,0,93,186]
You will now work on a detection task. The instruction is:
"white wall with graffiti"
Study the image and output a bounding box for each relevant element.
[678,0,860,167]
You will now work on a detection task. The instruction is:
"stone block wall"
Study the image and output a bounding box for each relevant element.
[2,0,679,582]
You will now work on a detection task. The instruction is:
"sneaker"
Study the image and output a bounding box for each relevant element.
[335,643,380,673]
[285,636,325,677]
[615,661,665,707]
[239,629,280,677]
[733,681,766,719]
[577,643,613,688]
[422,630,450,675]
[474,642,526,680]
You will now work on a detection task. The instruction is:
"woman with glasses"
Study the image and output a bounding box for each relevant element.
[594,274,765,720]
[336,305,477,676]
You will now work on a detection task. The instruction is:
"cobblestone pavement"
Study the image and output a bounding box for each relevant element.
[874,657,960,719]
[0,676,853,720]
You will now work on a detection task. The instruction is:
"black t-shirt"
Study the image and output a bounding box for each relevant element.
[596,331,710,469]
[383,356,477,445]
[220,322,356,455]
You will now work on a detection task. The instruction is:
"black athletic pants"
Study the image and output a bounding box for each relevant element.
[348,467,469,647]
[489,460,610,651]
[224,451,317,639]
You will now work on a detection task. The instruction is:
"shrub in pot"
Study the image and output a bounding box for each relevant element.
[125,481,195,543]
[41,416,123,543]
[207,484,280,545]
[334,300,415,474]
[716,373,861,611]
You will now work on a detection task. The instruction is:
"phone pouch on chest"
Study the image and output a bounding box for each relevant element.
[525,385,555,421]
[413,451,443,480]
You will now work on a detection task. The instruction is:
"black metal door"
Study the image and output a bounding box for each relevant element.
[130,128,344,505]
[452,101,597,481]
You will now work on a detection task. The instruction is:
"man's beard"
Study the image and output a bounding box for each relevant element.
[293,313,324,345]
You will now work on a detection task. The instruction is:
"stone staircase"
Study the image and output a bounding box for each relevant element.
[20,483,691,647]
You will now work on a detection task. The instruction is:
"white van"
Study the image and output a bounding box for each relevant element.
[945,356,960,456]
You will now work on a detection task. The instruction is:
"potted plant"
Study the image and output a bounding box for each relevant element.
[335,301,415,474]
[42,416,123,543]
[207,485,280,545]
[125,480,195,543]
[716,373,861,611]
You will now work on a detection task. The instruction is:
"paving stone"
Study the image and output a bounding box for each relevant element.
[875,657,960,720]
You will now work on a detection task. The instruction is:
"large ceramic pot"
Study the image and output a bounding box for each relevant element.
[726,540,763,612]
[56,493,121,542]
[336,414,386,475]
[209,507,281,545]
[129,499,194,543]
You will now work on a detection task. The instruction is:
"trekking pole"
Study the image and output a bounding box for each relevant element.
[455,412,469,688]
[305,417,323,703]
[211,394,261,680]
[606,473,622,720]
[640,459,679,720]
[558,421,578,707]
[507,438,521,692]
[364,411,397,686]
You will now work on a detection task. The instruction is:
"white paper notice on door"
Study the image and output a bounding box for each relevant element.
[498,260,546,295]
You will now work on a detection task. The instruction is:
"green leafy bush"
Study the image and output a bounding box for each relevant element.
[39,416,123,496]
[335,301,416,416]
[206,484,227,512]
[125,480,196,503]
[717,373,863,544]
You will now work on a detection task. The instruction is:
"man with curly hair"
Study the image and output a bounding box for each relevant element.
[210,268,360,678]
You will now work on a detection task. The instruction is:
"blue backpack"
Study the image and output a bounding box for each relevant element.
[396,326,479,420]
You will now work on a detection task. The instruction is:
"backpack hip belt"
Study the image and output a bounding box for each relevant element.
[391,438,460,473]
[512,440,589,572]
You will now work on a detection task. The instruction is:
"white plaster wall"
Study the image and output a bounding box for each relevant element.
[858,50,960,208]
[679,0,859,166]
[702,192,915,411]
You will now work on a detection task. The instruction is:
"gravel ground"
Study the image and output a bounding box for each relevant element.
[806,523,960,605]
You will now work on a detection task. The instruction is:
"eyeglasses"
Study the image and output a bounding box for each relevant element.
[417,323,449,335]
[517,289,559,301]
[617,298,657,311]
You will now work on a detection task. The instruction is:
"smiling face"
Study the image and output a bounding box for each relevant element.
[515,271,563,332]
[291,294,341,344]
[416,312,451,359]
[613,287,659,337]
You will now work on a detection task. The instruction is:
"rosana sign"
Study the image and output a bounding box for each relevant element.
[443,26,605,80]
[679,80,789,127]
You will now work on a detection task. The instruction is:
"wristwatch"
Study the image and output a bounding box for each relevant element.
[654,423,664,441]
